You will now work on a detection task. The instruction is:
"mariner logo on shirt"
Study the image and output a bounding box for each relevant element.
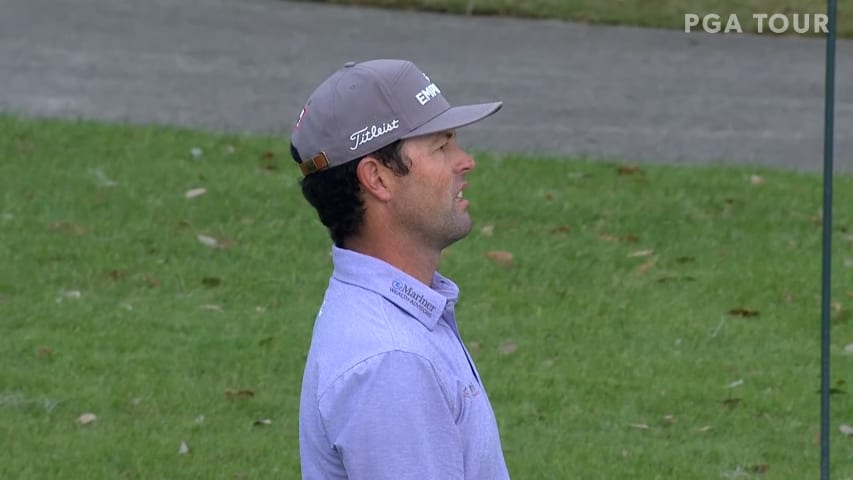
[390,279,437,316]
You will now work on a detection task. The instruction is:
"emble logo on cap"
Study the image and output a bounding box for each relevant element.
[416,71,441,106]
[416,83,441,106]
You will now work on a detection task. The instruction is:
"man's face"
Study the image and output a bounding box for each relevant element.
[391,130,476,251]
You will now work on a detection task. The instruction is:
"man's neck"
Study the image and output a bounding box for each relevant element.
[345,234,440,286]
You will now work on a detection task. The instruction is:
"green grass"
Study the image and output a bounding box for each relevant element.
[300,0,853,37]
[1,114,853,478]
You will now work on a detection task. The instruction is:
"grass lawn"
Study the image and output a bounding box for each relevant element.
[298,0,853,37]
[1,114,853,478]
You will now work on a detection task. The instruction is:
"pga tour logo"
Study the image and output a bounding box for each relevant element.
[685,13,829,34]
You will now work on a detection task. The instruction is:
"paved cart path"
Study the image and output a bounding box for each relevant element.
[1,0,851,172]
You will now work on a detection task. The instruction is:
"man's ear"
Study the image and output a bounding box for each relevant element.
[356,156,393,202]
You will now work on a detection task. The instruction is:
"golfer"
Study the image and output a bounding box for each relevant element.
[292,58,510,479]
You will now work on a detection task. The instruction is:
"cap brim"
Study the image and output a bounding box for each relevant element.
[402,102,502,139]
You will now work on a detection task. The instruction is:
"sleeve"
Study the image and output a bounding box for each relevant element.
[317,350,464,480]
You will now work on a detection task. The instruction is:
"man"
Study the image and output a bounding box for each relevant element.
[291,58,509,479]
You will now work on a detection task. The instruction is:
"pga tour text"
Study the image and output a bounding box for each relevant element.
[684,13,828,34]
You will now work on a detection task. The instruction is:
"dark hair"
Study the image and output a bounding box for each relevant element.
[293,140,409,247]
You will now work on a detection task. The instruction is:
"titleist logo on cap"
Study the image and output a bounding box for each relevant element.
[349,119,400,151]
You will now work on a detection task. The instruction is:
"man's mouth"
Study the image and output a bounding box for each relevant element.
[456,183,468,201]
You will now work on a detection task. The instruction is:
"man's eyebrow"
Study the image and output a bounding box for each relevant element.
[432,131,454,146]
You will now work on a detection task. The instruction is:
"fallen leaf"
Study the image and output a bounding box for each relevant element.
[36,346,53,358]
[108,270,127,281]
[784,292,794,303]
[598,233,619,243]
[617,165,643,175]
[56,290,82,302]
[497,341,518,354]
[840,424,853,436]
[599,233,639,244]
[811,212,823,225]
[179,441,191,455]
[197,234,220,248]
[728,379,744,388]
[196,234,233,249]
[145,275,161,287]
[750,175,764,185]
[628,423,649,429]
[634,258,656,274]
[485,250,514,267]
[90,168,118,187]
[628,249,654,257]
[185,188,207,199]
[261,152,278,171]
[16,139,35,152]
[728,308,759,317]
[253,418,272,427]
[748,464,770,474]
[225,389,254,400]
[550,225,571,234]
[724,197,735,205]
[201,277,221,287]
[480,224,494,237]
[76,413,97,425]
[48,221,87,236]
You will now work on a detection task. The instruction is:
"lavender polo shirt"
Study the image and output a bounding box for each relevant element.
[299,246,510,480]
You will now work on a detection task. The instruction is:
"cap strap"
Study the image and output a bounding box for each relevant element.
[299,152,330,176]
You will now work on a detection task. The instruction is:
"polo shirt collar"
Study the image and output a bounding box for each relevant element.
[331,246,456,330]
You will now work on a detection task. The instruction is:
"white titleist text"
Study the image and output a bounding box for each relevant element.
[349,120,400,151]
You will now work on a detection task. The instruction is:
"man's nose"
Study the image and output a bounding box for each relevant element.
[456,149,476,173]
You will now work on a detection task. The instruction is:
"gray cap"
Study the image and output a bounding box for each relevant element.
[291,59,502,176]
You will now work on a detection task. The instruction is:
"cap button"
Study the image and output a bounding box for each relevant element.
[343,61,356,68]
